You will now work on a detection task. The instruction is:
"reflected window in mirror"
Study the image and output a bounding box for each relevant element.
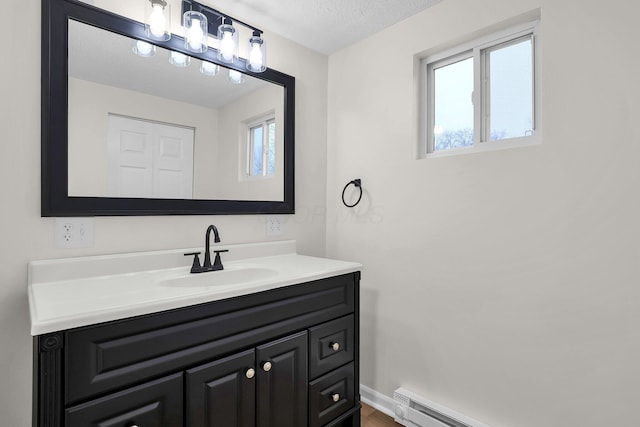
[247,116,276,178]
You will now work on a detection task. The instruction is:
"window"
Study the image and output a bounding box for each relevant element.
[421,21,540,156]
[247,117,276,177]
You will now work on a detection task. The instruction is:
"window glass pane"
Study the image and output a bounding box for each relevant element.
[489,37,533,140]
[267,122,276,175]
[433,57,474,151]
[251,126,263,176]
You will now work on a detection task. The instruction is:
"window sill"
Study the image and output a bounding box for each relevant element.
[424,135,541,159]
[240,174,277,182]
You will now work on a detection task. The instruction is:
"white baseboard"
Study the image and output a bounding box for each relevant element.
[360,384,396,419]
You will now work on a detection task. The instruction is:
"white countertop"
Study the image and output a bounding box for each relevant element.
[28,241,361,335]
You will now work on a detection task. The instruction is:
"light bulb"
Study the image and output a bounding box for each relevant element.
[149,4,166,38]
[228,69,244,84]
[200,61,219,76]
[187,18,204,51]
[246,32,266,72]
[220,31,235,62]
[133,40,155,57]
[137,41,153,55]
[249,43,263,70]
[170,51,190,67]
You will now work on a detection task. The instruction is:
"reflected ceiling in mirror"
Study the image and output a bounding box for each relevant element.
[68,19,285,202]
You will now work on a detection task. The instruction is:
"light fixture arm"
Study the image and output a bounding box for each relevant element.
[182,0,263,38]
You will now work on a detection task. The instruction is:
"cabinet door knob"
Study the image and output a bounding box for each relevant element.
[332,393,340,402]
[245,368,255,379]
[262,361,272,372]
[330,342,340,351]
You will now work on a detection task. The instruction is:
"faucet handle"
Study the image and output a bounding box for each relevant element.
[184,252,203,274]
[212,249,229,271]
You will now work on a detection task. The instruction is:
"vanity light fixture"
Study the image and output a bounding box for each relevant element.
[217,18,238,63]
[183,11,208,53]
[247,30,266,72]
[132,40,156,57]
[145,0,171,41]
[228,69,245,84]
[169,51,190,67]
[200,60,219,76]
[182,0,268,72]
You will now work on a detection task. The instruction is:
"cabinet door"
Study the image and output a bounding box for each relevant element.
[65,373,182,427]
[256,331,308,427]
[186,349,255,427]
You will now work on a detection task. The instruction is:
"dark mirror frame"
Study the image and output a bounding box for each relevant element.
[42,0,295,216]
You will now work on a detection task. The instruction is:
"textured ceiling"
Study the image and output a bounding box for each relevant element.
[194,0,443,54]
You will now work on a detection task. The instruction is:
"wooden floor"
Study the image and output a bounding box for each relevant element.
[361,403,400,426]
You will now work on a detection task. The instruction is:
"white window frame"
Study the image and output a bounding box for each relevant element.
[420,20,541,158]
[245,115,276,178]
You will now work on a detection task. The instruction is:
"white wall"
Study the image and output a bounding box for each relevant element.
[69,78,285,201]
[68,78,220,198]
[0,0,327,425]
[215,84,284,201]
[327,0,640,426]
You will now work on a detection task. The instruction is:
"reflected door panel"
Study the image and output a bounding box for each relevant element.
[107,115,194,198]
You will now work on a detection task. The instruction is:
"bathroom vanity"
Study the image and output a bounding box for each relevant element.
[29,241,361,427]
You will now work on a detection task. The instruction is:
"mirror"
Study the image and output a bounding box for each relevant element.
[42,0,295,216]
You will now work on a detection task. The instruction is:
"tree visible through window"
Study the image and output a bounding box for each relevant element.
[248,117,275,177]
[433,56,474,151]
[422,21,539,156]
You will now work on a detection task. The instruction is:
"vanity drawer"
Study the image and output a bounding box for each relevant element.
[309,314,354,379]
[64,274,355,404]
[309,362,355,427]
[65,372,182,427]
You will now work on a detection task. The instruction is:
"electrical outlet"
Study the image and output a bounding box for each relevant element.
[265,216,284,236]
[55,218,94,248]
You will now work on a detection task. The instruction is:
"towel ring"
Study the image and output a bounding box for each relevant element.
[341,179,362,208]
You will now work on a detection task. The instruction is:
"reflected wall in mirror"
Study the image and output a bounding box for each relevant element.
[68,20,284,202]
[42,0,295,216]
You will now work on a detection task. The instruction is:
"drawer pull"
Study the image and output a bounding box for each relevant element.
[332,393,340,402]
[245,368,255,379]
[262,361,272,372]
[330,342,340,351]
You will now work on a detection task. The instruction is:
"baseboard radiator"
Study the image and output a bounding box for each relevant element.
[393,388,491,427]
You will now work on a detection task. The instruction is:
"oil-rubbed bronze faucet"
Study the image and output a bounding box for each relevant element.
[184,225,229,273]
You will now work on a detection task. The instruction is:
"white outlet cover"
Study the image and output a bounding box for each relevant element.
[54,218,95,249]
[265,216,285,237]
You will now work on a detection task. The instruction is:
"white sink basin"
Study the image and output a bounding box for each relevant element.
[28,240,362,335]
[159,267,279,288]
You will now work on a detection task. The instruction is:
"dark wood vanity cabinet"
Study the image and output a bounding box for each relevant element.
[186,332,308,427]
[33,272,360,427]
[64,373,184,426]
[186,349,256,427]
